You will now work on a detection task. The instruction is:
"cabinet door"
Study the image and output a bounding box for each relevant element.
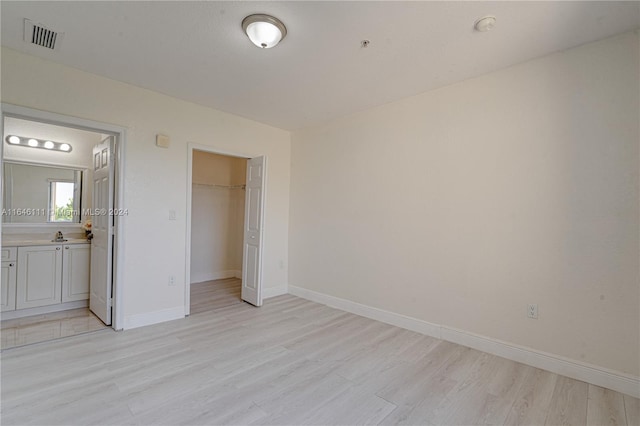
[16,245,62,309]
[1,261,17,311]
[62,244,91,302]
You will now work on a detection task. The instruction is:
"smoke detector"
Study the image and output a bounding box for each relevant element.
[23,19,64,50]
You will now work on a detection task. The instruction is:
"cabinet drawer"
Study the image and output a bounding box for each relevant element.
[1,247,17,262]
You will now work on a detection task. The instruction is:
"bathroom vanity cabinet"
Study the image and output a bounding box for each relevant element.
[1,241,90,313]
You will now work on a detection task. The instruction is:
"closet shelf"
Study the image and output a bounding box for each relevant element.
[193,183,246,190]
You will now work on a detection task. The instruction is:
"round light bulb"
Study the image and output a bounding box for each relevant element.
[8,136,20,144]
[59,143,71,152]
[44,141,55,149]
[246,22,282,48]
[28,138,39,147]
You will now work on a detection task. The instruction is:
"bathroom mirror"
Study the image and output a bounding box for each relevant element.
[2,161,84,224]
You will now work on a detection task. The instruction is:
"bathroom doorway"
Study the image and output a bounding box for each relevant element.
[0,104,126,343]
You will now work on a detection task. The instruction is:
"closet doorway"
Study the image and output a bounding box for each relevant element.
[185,145,266,315]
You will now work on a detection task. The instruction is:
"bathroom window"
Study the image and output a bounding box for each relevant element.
[48,180,76,222]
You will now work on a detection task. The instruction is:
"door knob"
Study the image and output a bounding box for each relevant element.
[56,247,61,250]
[65,246,69,250]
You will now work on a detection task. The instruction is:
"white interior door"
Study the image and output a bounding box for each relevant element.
[241,156,266,307]
[90,136,114,325]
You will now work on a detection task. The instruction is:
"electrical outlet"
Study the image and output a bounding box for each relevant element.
[528,304,538,319]
[169,275,176,286]
[169,210,176,220]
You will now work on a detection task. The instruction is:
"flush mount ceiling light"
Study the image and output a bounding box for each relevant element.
[242,14,287,49]
[474,15,497,32]
[4,135,73,153]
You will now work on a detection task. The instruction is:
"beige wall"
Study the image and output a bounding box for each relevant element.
[190,151,245,282]
[192,150,247,187]
[1,47,291,328]
[289,32,639,376]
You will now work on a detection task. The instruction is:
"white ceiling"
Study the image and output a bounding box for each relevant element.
[1,1,638,130]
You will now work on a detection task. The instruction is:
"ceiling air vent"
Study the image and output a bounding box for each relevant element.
[23,19,64,50]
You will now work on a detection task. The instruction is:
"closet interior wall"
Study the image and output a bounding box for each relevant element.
[190,151,246,284]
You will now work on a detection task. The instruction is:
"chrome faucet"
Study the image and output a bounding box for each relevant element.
[53,231,66,242]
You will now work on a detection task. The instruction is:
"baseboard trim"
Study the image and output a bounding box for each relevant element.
[190,270,240,284]
[289,286,441,340]
[124,306,184,330]
[263,285,288,299]
[288,285,639,398]
[440,326,640,399]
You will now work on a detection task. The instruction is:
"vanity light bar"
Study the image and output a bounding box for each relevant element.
[5,135,72,153]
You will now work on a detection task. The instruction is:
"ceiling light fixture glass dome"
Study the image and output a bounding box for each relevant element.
[242,14,287,49]
[8,135,20,144]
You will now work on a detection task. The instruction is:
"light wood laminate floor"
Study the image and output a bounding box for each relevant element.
[190,278,242,315]
[1,307,110,350]
[1,294,638,425]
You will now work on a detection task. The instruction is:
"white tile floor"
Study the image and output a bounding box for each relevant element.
[1,307,109,350]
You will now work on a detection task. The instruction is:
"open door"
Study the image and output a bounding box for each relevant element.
[241,156,266,307]
[89,136,114,325]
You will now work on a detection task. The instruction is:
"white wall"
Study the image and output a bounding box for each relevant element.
[289,32,639,377]
[190,151,246,283]
[1,47,291,328]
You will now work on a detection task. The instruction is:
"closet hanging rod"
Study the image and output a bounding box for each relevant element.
[192,182,246,189]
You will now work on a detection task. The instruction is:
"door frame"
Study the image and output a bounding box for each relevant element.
[184,142,266,315]
[0,103,127,330]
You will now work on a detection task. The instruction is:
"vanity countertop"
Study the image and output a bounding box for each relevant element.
[2,238,90,247]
